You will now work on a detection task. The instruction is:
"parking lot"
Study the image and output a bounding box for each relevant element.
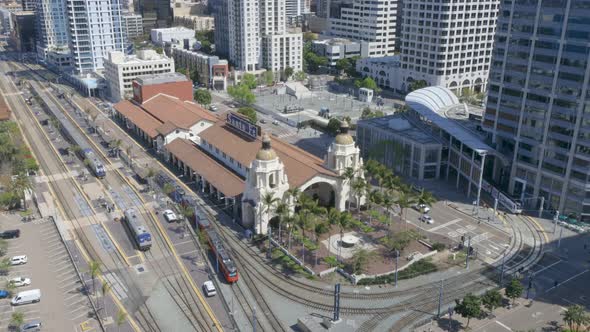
[0,212,97,331]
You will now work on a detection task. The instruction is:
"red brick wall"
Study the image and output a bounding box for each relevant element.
[133,80,193,104]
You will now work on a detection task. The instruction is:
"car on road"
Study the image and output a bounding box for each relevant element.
[163,209,178,222]
[0,229,20,239]
[0,290,8,298]
[202,280,217,297]
[413,204,431,213]
[259,119,266,124]
[209,105,218,112]
[272,120,279,125]
[10,255,27,265]
[420,214,434,224]
[10,277,31,287]
[21,320,42,332]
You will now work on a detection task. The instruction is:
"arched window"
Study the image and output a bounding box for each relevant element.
[269,173,276,188]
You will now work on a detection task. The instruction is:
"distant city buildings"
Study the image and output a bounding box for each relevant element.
[150,26,196,46]
[325,0,398,57]
[66,0,126,74]
[135,0,171,30]
[311,38,368,66]
[397,0,499,94]
[122,13,144,40]
[10,11,35,52]
[214,0,303,75]
[104,49,175,101]
[483,0,590,219]
[174,15,214,31]
[172,48,229,90]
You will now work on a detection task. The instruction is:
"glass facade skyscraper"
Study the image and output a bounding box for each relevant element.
[483,0,590,220]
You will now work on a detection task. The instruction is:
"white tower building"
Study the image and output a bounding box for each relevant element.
[398,0,500,94]
[242,134,290,235]
[325,121,365,210]
[67,0,127,73]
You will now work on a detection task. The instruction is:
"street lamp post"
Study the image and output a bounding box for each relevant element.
[475,152,487,216]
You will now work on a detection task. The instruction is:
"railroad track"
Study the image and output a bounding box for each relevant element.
[0,60,162,332]
[13,62,222,332]
[361,212,546,332]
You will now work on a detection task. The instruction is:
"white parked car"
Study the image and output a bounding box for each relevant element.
[413,204,431,213]
[202,280,217,297]
[420,214,434,224]
[10,255,27,265]
[10,277,31,287]
[163,209,178,222]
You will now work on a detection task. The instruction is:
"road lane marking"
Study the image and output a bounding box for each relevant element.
[429,218,462,232]
[546,269,589,293]
[495,320,512,331]
[533,260,562,275]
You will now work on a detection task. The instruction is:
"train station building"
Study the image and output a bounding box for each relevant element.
[113,79,366,234]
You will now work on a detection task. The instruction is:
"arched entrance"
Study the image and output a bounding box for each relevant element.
[300,181,336,208]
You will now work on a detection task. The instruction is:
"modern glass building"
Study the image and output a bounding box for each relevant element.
[482,0,590,220]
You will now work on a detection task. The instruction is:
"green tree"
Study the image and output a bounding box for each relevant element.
[228,84,256,105]
[561,305,590,332]
[9,174,33,209]
[416,189,437,208]
[5,280,16,296]
[10,312,24,330]
[454,293,481,328]
[354,77,381,94]
[162,183,175,196]
[89,261,101,296]
[237,107,257,123]
[261,70,274,86]
[283,67,294,81]
[154,46,163,54]
[326,118,341,135]
[408,79,428,92]
[241,73,258,89]
[481,289,503,316]
[303,32,318,42]
[336,58,353,76]
[261,193,279,235]
[505,278,524,306]
[194,89,212,107]
[351,178,367,212]
[349,248,375,274]
[294,71,307,82]
[101,281,111,317]
[304,50,328,73]
[116,309,127,332]
[396,191,415,228]
[190,67,200,84]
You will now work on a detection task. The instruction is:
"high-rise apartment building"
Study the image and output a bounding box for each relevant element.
[211,0,230,58]
[67,0,126,73]
[398,0,499,94]
[135,0,171,30]
[327,0,397,57]
[122,12,144,39]
[483,0,590,220]
[20,0,35,11]
[227,0,261,71]
[35,0,71,64]
[285,0,305,19]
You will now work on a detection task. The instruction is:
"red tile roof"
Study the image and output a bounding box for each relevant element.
[114,100,161,138]
[198,122,337,189]
[166,138,245,197]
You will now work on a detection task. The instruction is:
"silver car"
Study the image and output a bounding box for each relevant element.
[21,319,42,331]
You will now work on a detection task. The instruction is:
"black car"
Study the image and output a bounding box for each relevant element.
[0,230,20,239]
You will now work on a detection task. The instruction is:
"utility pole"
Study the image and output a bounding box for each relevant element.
[253,306,257,332]
[437,279,444,318]
[333,283,341,322]
[538,196,544,218]
[526,273,534,299]
[267,226,272,259]
[395,250,399,287]
[500,251,507,286]
[553,210,559,234]
[465,236,472,269]
[493,198,498,223]
[557,223,564,249]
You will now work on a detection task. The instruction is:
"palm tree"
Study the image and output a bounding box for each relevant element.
[177,205,194,235]
[351,178,367,212]
[162,183,175,197]
[416,189,436,208]
[101,281,111,318]
[274,202,288,243]
[111,139,122,158]
[396,192,415,230]
[88,261,101,297]
[350,248,376,274]
[381,193,395,228]
[116,309,127,332]
[260,193,279,235]
[284,214,296,250]
[561,305,590,332]
[284,187,301,212]
[326,208,340,256]
[9,174,33,209]
[145,167,156,190]
[337,211,352,261]
[341,167,356,211]
[10,312,24,330]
